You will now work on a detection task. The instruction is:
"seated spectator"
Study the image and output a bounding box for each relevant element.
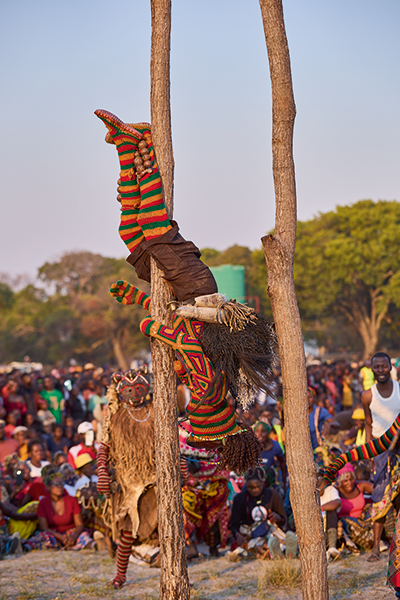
[25,440,50,478]
[53,451,67,468]
[13,426,29,461]
[59,463,78,491]
[67,422,96,469]
[0,420,19,464]
[253,421,286,488]
[25,467,94,550]
[337,464,373,552]
[11,461,33,506]
[64,454,97,497]
[229,467,297,560]
[340,408,366,450]
[0,475,36,555]
[5,463,39,540]
[48,424,69,456]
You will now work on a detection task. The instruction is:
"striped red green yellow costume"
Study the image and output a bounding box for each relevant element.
[95,109,218,303]
[323,413,400,483]
[140,311,245,445]
[110,281,244,445]
[94,110,172,254]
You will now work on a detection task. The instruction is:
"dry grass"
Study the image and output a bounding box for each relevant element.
[258,559,302,590]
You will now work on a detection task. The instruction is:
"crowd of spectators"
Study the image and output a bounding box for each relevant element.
[0,356,399,568]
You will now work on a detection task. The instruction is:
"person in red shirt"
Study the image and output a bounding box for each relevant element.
[0,420,19,465]
[25,467,94,550]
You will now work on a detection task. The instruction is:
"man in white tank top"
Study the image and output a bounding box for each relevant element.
[362,352,400,561]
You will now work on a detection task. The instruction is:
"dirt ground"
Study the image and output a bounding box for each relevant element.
[0,547,395,600]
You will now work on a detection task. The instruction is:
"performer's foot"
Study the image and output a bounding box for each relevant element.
[367,550,380,562]
[112,575,126,589]
[95,109,146,253]
[95,109,143,145]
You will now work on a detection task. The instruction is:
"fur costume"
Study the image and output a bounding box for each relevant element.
[97,370,157,588]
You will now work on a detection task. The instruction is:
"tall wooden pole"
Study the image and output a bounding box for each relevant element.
[259,1,329,599]
[149,1,190,598]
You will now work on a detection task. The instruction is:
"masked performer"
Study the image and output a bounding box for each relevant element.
[96,370,157,589]
[95,109,276,471]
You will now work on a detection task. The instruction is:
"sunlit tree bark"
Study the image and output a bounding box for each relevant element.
[259,1,328,598]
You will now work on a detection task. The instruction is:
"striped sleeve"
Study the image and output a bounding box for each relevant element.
[323,412,400,483]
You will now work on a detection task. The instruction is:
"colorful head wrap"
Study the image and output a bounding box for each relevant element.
[43,466,64,488]
[337,463,355,484]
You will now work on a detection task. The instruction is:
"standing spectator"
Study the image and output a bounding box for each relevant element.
[360,360,375,391]
[308,388,339,450]
[18,373,37,417]
[39,377,64,424]
[3,381,26,418]
[341,368,354,410]
[87,384,106,416]
[362,352,400,561]
[67,422,96,469]
[0,420,19,464]
[66,386,87,424]
[25,440,50,478]
[4,410,20,438]
[81,379,96,407]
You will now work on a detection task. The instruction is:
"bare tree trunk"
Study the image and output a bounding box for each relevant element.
[149,1,190,599]
[259,2,328,599]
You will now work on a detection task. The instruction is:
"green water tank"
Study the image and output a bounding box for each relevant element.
[209,264,245,302]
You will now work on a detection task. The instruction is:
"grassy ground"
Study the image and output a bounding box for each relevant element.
[0,549,393,600]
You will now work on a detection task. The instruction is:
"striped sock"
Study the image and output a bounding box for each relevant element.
[128,123,172,241]
[324,412,400,483]
[114,529,134,585]
[95,110,144,253]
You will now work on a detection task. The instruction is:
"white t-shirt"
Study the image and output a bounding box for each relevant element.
[370,381,400,437]
[320,485,341,515]
[26,460,50,478]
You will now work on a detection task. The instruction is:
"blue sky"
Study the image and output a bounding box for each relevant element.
[1,0,399,278]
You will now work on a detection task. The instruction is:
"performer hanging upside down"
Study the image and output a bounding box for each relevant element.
[95,109,277,474]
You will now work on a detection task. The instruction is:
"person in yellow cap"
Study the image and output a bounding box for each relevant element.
[339,408,366,449]
[64,453,96,497]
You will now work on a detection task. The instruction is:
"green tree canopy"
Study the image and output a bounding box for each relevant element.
[294,200,400,358]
